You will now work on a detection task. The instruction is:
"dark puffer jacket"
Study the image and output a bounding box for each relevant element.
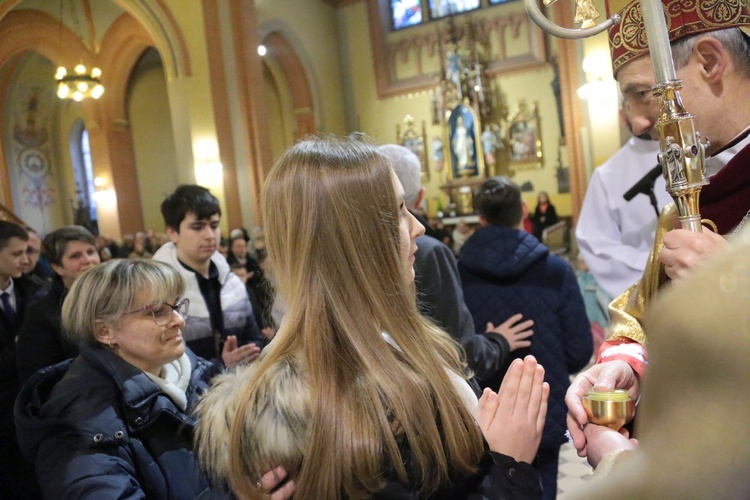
[16,277,77,385]
[15,343,219,499]
[459,226,592,448]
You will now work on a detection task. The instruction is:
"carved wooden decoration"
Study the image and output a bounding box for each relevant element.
[368,1,547,98]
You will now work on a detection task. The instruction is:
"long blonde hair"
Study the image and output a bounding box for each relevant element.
[198,137,483,498]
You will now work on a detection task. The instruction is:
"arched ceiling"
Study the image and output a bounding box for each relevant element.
[14,0,124,50]
[2,0,190,79]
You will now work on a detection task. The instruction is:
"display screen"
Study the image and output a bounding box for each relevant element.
[429,0,480,19]
[392,0,423,30]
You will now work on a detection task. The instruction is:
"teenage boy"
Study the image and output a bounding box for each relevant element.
[458,177,592,499]
[0,221,42,498]
[154,185,263,366]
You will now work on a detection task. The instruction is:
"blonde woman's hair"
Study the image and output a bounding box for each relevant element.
[62,259,185,345]
[196,136,484,498]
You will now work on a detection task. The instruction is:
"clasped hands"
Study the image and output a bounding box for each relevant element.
[477,355,549,464]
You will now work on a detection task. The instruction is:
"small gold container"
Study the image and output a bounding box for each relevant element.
[456,186,474,215]
[583,389,635,431]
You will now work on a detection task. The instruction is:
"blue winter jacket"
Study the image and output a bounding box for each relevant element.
[458,226,593,448]
[14,343,219,499]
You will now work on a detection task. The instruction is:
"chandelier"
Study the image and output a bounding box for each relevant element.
[55,64,104,101]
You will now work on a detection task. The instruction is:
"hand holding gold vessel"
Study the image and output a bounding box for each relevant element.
[583,389,636,431]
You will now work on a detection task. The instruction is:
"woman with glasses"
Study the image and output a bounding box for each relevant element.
[15,259,217,499]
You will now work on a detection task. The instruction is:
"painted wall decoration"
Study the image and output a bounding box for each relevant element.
[508,100,543,170]
[13,88,55,211]
[396,114,430,180]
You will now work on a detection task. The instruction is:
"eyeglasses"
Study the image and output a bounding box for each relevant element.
[124,298,190,326]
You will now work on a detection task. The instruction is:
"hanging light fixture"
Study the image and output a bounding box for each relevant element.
[55,64,104,101]
[55,0,104,101]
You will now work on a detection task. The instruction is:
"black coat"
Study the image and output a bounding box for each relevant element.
[15,343,219,499]
[0,275,46,436]
[531,203,559,240]
[413,234,510,384]
[16,278,78,385]
[459,226,592,448]
[374,435,541,499]
[0,275,46,498]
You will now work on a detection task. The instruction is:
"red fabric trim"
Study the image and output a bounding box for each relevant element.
[596,338,648,379]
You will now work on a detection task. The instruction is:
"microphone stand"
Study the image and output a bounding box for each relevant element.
[623,164,661,217]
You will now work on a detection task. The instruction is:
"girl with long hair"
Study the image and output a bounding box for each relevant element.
[197,136,548,499]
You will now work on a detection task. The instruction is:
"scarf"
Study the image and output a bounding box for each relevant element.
[145,353,192,411]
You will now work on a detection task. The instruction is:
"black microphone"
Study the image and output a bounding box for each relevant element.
[623,165,662,201]
[623,164,663,217]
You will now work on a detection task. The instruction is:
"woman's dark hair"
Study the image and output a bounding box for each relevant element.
[42,226,97,266]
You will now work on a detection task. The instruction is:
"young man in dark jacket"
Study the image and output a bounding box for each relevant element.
[458,176,593,499]
[0,221,42,499]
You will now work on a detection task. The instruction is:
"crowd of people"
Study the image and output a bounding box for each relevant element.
[1,0,750,497]
[0,185,277,498]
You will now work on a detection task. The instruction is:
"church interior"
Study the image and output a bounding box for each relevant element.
[0,1,634,495]
[0,0,625,244]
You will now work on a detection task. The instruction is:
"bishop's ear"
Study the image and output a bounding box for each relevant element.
[693,36,728,84]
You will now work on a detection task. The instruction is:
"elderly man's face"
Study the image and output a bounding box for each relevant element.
[618,52,717,153]
[617,56,660,141]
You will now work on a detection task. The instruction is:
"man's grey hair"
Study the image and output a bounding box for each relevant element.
[379,144,422,208]
[672,27,750,77]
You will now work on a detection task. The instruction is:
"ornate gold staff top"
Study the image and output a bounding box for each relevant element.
[523,0,712,233]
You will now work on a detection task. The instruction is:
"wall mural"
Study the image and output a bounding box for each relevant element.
[14,88,54,210]
[9,84,56,230]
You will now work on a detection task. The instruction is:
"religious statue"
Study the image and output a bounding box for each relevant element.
[452,116,475,175]
[481,125,496,165]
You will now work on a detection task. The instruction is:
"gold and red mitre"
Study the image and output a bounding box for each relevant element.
[606,0,750,76]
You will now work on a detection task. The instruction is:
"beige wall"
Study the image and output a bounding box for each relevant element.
[159,0,230,229]
[579,0,622,178]
[256,0,347,136]
[262,60,295,164]
[53,105,83,230]
[128,58,179,233]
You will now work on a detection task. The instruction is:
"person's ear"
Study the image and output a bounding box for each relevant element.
[413,187,426,211]
[693,36,728,84]
[166,226,179,244]
[618,107,626,126]
[50,262,64,277]
[95,321,115,347]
